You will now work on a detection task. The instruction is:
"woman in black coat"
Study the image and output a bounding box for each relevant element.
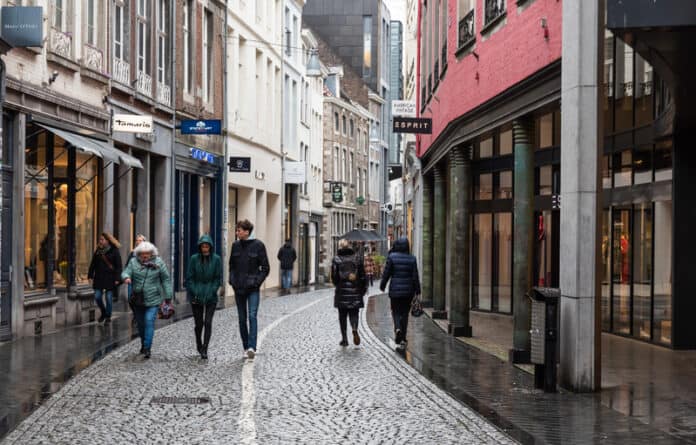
[88,232,123,323]
[331,239,367,346]
[380,237,421,350]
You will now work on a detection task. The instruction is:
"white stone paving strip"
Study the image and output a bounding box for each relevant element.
[238,295,330,445]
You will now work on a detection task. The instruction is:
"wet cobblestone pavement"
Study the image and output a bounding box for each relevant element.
[2,289,514,444]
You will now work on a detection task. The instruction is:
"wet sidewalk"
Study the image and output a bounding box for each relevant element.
[0,285,327,441]
[365,294,694,445]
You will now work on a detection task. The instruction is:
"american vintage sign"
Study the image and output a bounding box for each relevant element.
[113,114,154,133]
[392,117,432,134]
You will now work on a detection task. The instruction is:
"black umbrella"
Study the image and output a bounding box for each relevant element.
[340,229,374,242]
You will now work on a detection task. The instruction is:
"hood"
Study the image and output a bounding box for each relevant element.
[198,234,215,251]
[283,241,292,248]
[392,237,410,254]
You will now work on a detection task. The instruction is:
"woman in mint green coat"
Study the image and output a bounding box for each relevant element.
[186,234,222,360]
[122,241,173,359]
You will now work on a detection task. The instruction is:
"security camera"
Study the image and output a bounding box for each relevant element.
[48,71,59,84]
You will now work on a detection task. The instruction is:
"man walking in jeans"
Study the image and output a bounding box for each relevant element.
[277,239,297,291]
[229,219,270,359]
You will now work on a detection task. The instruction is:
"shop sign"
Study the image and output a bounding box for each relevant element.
[332,183,343,203]
[1,7,43,47]
[391,100,416,117]
[113,114,154,133]
[284,161,306,184]
[392,117,432,134]
[180,119,222,135]
[189,147,216,164]
[228,156,251,173]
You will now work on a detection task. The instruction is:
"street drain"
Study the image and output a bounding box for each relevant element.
[150,396,211,405]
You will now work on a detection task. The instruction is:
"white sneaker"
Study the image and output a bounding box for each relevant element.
[246,348,256,359]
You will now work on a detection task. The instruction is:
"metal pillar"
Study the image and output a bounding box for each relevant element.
[510,117,534,363]
[432,166,447,319]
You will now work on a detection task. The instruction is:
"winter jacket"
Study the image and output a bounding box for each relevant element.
[121,255,173,307]
[277,243,297,270]
[186,234,223,305]
[88,246,123,290]
[332,247,367,309]
[380,237,421,300]
[228,238,270,296]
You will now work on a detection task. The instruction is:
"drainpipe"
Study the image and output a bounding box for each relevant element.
[221,0,229,298]
[169,0,177,273]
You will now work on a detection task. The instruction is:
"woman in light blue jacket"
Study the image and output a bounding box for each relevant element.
[122,241,173,359]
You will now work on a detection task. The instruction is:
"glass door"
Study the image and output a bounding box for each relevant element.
[612,208,631,335]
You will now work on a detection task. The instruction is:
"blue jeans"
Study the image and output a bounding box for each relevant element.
[281,269,292,289]
[235,291,260,350]
[94,289,113,318]
[133,306,159,349]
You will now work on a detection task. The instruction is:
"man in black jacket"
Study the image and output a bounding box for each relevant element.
[380,237,421,350]
[277,240,297,290]
[229,219,270,359]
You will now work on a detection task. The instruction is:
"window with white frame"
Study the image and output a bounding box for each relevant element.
[86,0,97,45]
[458,0,475,48]
[114,1,126,60]
[334,146,340,180]
[183,0,193,93]
[203,9,213,101]
[342,148,347,183]
[54,0,68,31]
[157,0,168,85]
[136,0,150,74]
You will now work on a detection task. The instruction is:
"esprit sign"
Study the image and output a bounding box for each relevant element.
[392,117,432,134]
[391,100,416,117]
[1,7,43,47]
[113,114,154,133]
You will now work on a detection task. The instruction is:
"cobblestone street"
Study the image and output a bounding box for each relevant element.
[2,289,514,445]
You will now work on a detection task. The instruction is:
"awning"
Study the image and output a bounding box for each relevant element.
[37,124,143,169]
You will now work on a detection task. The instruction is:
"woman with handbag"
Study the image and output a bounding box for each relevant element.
[122,241,173,359]
[332,239,367,347]
[379,237,421,351]
[126,234,147,324]
[88,232,123,324]
[186,234,222,360]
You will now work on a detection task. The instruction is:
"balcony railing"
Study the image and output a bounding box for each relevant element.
[458,9,475,49]
[82,44,103,72]
[136,70,153,97]
[484,0,505,26]
[113,58,130,85]
[50,28,72,59]
[157,82,171,107]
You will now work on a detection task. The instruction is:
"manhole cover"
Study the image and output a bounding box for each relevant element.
[150,396,211,405]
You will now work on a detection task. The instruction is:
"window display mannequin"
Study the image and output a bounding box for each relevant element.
[54,184,68,283]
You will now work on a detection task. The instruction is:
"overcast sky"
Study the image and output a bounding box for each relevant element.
[385,0,407,24]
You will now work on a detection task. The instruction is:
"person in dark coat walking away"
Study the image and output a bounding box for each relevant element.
[186,234,222,360]
[380,237,421,350]
[88,232,123,324]
[277,240,297,290]
[332,239,367,346]
[122,241,173,359]
[229,219,270,359]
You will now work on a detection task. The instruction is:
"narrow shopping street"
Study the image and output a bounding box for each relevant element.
[1,289,513,445]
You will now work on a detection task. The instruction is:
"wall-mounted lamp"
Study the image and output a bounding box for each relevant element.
[541,18,549,41]
[48,71,59,85]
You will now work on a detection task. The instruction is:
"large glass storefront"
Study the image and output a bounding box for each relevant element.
[24,123,98,293]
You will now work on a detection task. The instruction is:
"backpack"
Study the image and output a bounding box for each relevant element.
[337,255,358,282]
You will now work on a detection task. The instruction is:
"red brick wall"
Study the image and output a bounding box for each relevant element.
[417,0,562,157]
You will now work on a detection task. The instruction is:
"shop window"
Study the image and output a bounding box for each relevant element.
[601,209,611,331]
[52,151,69,287]
[612,208,631,335]
[632,203,652,340]
[538,165,552,196]
[475,173,493,200]
[536,210,554,288]
[473,213,492,310]
[537,113,553,149]
[495,212,512,313]
[613,150,632,187]
[633,145,652,185]
[601,155,612,189]
[654,140,672,182]
[24,130,50,291]
[614,38,634,132]
[499,127,513,155]
[603,30,615,134]
[496,170,512,199]
[476,136,493,159]
[653,200,672,345]
[74,152,97,285]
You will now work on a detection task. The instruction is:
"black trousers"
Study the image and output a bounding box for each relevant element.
[338,307,360,337]
[191,302,217,350]
[390,298,411,338]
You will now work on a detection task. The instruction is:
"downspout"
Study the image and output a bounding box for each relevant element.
[169,0,177,273]
[221,0,229,299]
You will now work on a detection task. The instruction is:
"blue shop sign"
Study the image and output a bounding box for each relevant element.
[180,119,222,135]
[190,147,217,164]
[1,7,43,47]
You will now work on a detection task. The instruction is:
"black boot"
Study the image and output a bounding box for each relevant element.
[143,348,151,359]
[340,330,348,347]
[201,346,208,360]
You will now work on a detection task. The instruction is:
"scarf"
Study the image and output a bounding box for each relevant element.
[96,245,111,256]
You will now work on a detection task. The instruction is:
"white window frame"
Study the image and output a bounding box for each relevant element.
[183,0,192,93]
[156,0,168,85]
[202,9,210,101]
[114,2,125,60]
[54,0,67,31]
[136,0,150,74]
[86,0,97,45]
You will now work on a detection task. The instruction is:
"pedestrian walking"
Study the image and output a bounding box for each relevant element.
[229,219,270,359]
[186,234,222,360]
[122,241,173,359]
[126,234,147,322]
[379,237,421,351]
[332,239,367,347]
[88,232,123,324]
[364,251,375,287]
[277,239,297,290]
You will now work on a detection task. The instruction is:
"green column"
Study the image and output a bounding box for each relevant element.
[421,175,434,307]
[432,166,447,319]
[510,117,534,363]
[448,147,472,337]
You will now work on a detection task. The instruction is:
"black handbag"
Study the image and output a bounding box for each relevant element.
[410,295,424,317]
[132,291,145,306]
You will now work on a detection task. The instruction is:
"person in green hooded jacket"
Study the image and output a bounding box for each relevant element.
[186,234,222,360]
